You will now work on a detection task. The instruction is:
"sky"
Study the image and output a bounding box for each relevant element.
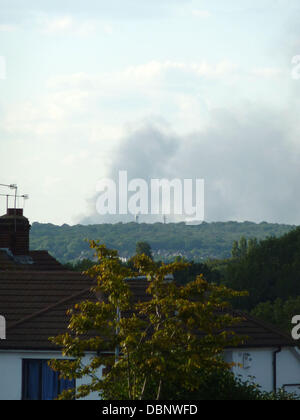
[1,0,300,225]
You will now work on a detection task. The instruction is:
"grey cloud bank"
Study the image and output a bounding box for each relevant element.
[81,101,300,225]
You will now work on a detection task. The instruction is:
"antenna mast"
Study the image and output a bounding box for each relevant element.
[0,184,29,213]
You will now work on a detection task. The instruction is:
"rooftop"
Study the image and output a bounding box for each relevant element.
[0,249,65,271]
[0,208,296,352]
[0,276,296,351]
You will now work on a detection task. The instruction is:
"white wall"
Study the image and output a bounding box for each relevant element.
[2,347,300,400]
[0,350,103,401]
[227,347,300,395]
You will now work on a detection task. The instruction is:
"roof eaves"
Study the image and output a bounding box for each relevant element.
[234,310,296,347]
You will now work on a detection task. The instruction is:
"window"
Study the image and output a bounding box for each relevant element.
[22,359,75,400]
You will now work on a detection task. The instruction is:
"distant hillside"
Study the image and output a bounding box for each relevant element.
[30,221,295,263]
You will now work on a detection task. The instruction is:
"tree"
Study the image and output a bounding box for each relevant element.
[231,237,259,260]
[251,296,300,333]
[231,240,240,258]
[239,237,248,257]
[63,259,95,272]
[173,260,221,286]
[224,228,300,310]
[247,238,258,254]
[177,368,296,400]
[49,241,247,400]
[135,241,153,259]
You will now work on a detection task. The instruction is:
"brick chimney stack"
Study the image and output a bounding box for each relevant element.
[0,209,31,255]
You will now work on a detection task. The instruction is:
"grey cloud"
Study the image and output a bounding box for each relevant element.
[80,122,181,224]
[109,122,179,180]
[170,107,300,224]
[80,103,300,225]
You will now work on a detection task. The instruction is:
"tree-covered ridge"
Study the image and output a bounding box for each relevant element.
[30,221,294,263]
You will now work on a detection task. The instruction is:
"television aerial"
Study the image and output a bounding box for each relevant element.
[0,183,29,212]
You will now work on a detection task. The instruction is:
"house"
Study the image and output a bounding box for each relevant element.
[0,208,102,400]
[224,312,300,395]
[0,208,300,400]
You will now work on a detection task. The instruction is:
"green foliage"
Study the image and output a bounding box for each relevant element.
[231,237,259,259]
[30,221,294,263]
[177,369,299,400]
[251,297,300,333]
[231,240,240,258]
[206,258,232,278]
[173,261,222,286]
[135,241,153,259]
[63,259,96,272]
[262,389,300,401]
[223,227,300,310]
[178,369,275,400]
[238,237,248,257]
[155,368,262,400]
[248,238,259,254]
[49,241,247,400]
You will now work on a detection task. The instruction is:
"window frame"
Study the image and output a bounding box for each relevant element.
[22,358,76,401]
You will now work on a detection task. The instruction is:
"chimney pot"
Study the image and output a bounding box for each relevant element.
[0,209,30,255]
[7,208,23,217]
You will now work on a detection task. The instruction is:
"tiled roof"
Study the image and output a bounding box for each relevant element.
[225,311,295,349]
[0,249,65,271]
[0,275,296,351]
[0,270,95,350]
[125,279,295,349]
